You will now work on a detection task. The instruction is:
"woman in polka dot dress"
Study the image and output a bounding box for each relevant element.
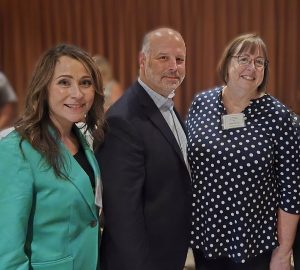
[186,33,300,270]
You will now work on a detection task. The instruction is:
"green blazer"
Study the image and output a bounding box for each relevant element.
[0,128,101,270]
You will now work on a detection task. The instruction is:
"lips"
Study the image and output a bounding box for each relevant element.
[163,76,180,80]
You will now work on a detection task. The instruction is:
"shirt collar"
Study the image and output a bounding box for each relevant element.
[138,78,174,111]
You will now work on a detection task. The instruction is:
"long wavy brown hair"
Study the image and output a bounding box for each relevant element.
[15,44,105,178]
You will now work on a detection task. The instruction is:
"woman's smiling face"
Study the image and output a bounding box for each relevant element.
[227,46,266,92]
[48,55,95,131]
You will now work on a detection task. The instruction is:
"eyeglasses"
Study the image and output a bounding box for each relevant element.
[232,55,269,70]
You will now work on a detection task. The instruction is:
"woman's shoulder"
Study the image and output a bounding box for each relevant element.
[0,127,15,140]
[0,128,19,146]
[0,130,29,165]
[263,94,292,116]
[193,86,222,100]
[191,86,222,106]
[0,129,39,159]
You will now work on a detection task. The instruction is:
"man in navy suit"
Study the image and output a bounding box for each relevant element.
[96,27,191,270]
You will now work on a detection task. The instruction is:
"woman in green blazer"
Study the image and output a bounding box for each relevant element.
[0,44,105,270]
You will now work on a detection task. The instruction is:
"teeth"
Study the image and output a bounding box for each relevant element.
[66,104,83,108]
[242,75,255,80]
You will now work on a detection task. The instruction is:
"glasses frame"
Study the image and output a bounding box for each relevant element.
[231,55,269,70]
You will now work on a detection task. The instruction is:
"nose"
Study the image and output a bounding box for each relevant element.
[168,57,178,70]
[247,59,256,69]
[71,84,84,98]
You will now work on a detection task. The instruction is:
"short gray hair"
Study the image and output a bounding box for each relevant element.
[141,27,183,55]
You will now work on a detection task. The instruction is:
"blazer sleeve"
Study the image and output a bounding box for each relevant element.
[0,138,33,269]
[96,116,156,270]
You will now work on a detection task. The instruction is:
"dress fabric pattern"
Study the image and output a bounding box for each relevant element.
[187,86,300,263]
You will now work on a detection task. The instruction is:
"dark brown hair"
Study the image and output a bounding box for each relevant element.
[15,44,105,178]
[218,33,269,92]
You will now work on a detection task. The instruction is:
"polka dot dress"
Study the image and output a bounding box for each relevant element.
[186,86,300,263]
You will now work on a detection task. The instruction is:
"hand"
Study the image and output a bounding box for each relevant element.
[269,246,292,270]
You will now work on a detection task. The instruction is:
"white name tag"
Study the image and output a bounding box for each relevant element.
[222,113,245,130]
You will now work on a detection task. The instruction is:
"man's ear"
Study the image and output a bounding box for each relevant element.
[139,52,146,69]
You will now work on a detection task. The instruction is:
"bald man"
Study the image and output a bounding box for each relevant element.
[96,28,192,270]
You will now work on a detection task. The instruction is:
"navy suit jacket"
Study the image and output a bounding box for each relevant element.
[96,81,191,270]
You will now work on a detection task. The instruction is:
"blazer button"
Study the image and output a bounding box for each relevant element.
[90,220,97,227]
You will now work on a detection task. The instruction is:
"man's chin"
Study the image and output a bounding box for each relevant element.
[164,82,179,90]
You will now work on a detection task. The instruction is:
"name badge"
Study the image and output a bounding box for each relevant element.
[222,113,245,130]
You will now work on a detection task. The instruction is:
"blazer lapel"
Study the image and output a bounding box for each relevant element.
[134,82,186,166]
[60,130,98,219]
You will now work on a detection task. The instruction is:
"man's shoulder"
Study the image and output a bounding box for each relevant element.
[107,82,145,117]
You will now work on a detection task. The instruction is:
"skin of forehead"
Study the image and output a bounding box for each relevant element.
[147,28,185,48]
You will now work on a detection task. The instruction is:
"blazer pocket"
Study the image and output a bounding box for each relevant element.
[31,255,73,270]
